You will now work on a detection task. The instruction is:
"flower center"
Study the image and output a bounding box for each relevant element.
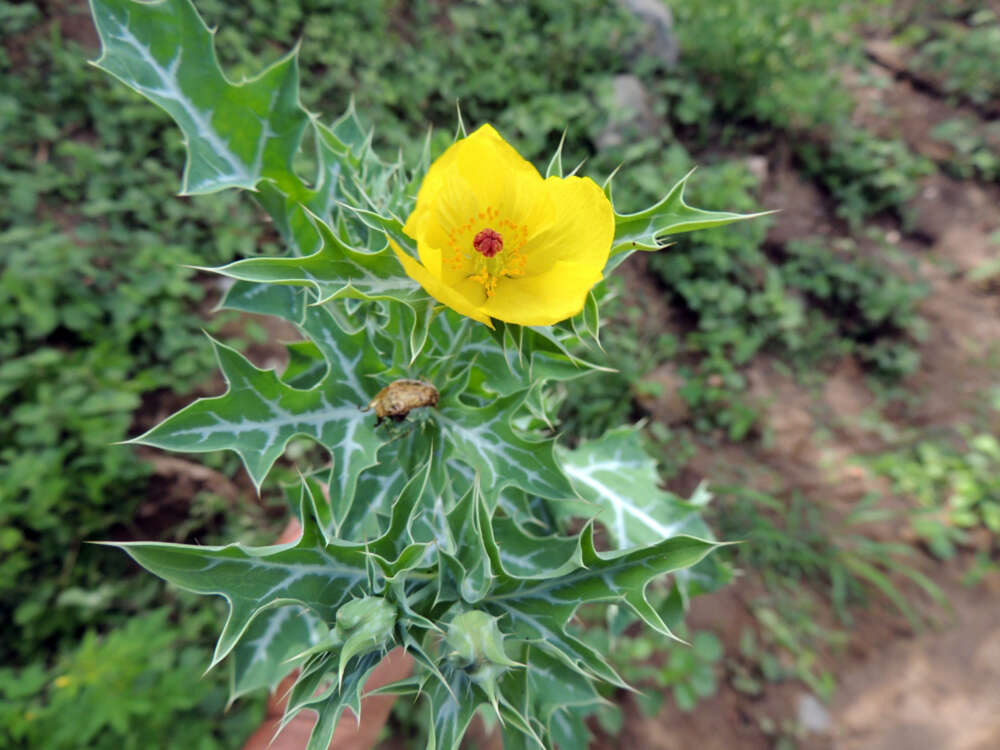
[473,228,503,258]
[444,207,528,299]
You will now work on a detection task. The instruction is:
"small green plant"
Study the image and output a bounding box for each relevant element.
[555,275,679,441]
[729,609,841,703]
[798,128,935,227]
[669,0,859,130]
[780,238,926,379]
[0,603,264,750]
[624,628,724,715]
[645,171,925,437]
[871,431,1000,559]
[930,117,1000,181]
[583,617,725,719]
[715,487,947,631]
[0,3,273,665]
[908,9,1000,109]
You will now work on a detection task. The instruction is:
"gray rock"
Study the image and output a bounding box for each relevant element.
[744,155,769,184]
[595,74,660,151]
[620,0,679,67]
[797,693,833,734]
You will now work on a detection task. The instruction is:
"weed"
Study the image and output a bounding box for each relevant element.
[730,609,840,702]
[798,129,935,227]
[931,117,1000,181]
[668,0,860,130]
[0,601,264,750]
[614,626,724,715]
[780,238,927,379]
[871,430,1000,559]
[556,275,678,441]
[714,487,947,629]
[908,9,1000,109]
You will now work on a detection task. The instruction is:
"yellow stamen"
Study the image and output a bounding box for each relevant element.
[444,206,529,297]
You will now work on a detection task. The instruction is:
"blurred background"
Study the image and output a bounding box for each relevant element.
[2,0,999,748]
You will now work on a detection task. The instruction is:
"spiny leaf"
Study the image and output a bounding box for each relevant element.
[548,705,595,750]
[435,393,575,503]
[479,499,720,686]
[90,0,309,196]
[436,486,493,604]
[492,517,577,578]
[545,131,566,179]
[281,341,330,390]
[229,604,326,700]
[609,168,771,269]
[523,648,600,740]
[206,210,426,308]
[425,670,483,750]
[103,490,371,670]
[283,651,384,750]
[558,426,710,550]
[130,333,384,495]
[220,279,309,325]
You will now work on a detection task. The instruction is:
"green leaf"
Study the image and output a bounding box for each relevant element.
[338,436,421,541]
[436,393,575,503]
[229,604,326,699]
[131,326,384,494]
[104,491,371,670]
[435,484,494,603]
[90,0,309,196]
[524,647,600,719]
[220,280,308,325]
[207,211,425,308]
[558,426,708,550]
[480,501,720,687]
[609,169,770,267]
[492,517,577,578]
[549,705,594,750]
[545,131,566,179]
[425,671,483,750]
[289,651,385,750]
[281,341,330,390]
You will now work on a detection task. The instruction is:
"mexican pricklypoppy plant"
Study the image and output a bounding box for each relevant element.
[88,0,760,747]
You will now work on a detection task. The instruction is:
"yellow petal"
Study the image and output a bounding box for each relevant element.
[450,127,552,232]
[407,125,555,247]
[390,239,493,327]
[520,175,614,277]
[482,260,603,327]
[399,124,613,328]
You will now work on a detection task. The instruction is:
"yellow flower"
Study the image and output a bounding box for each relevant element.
[391,124,614,327]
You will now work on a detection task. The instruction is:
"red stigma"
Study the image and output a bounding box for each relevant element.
[473,228,503,258]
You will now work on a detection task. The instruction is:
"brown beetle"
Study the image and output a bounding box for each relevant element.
[362,379,439,425]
